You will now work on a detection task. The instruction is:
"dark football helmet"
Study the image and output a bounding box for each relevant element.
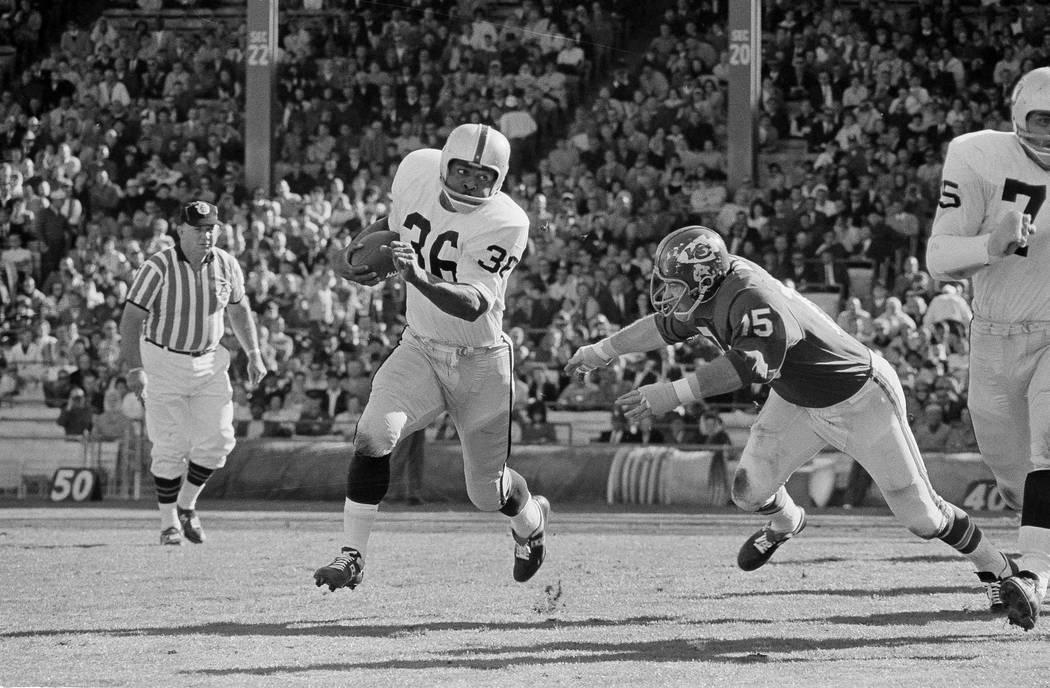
[651,225,730,320]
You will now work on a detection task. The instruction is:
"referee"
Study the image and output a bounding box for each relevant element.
[119,200,267,545]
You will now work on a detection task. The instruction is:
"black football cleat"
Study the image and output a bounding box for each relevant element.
[737,509,807,571]
[159,526,183,546]
[977,555,1018,613]
[1001,571,1044,631]
[513,496,550,583]
[176,507,205,544]
[977,571,1007,613]
[314,547,365,591]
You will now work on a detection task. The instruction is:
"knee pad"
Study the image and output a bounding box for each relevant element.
[731,467,771,512]
[353,410,401,457]
[149,454,186,481]
[187,453,228,472]
[346,452,391,505]
[496,467,530,516]
[882,482,945,539]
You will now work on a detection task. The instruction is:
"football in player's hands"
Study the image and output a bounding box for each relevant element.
[344,229,400,282]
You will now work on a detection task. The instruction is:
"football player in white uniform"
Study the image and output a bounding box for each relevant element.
[927,67,1050,630]
[313,124,550,592]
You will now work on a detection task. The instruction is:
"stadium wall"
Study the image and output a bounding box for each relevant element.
[203,441,999,510]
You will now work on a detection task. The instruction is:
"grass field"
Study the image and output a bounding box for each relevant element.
[1,502,1047,687]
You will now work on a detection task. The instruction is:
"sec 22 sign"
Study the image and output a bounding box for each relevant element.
[49,468,102,502]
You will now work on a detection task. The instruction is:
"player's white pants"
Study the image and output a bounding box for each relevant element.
[355,328,513,511]
[968,318,1050,509]
[733,354,948,537]
[141,341,235,480]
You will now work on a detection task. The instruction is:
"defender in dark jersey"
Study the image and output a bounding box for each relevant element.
[566,226,1013,611]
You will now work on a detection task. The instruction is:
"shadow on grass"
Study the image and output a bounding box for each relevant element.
[0,615,672,640]
[885,554,976,564]
[2,543,114,550]
[721,584,980,599]
[773,554,966,567]
[183,630,1009,675]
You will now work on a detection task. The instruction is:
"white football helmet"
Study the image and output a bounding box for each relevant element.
[439,123,509,213]
[1011,67,1050,169]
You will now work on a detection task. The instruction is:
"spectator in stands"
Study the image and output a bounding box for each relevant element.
[56,385,93,436]
[92,386,131,442]
[520,399,558,444]
[913,402,951,452]
[5,323,44,387]
[892,255,935,302]
[924,283,973,332]
[666,413,700,445]
[622,415,664,444]
[260,394,294,438]
[872,296,917,338]
[944,407,980,454]
[696,411,732,446]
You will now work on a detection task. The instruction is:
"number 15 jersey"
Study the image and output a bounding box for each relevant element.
[389,148,529,347]
[931,130,1050,323]
[656,258,873,408]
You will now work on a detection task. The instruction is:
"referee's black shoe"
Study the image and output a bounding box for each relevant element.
[314,547,365,591]
[177,507,206,544]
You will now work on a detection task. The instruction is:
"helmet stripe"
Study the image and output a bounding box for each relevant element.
[472,125,489,164]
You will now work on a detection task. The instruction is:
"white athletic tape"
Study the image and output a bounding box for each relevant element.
[672,377,698,405]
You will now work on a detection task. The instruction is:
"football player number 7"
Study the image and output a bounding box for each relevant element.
[1000,179,1044,256]
[1001,178,1046,218]
[939,178,1045,218]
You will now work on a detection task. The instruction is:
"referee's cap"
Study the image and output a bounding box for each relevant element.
[181,200,219,227]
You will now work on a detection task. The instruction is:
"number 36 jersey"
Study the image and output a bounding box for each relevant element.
[656,258,873,408]
[931,130,1050,322]
[389,148,529,347]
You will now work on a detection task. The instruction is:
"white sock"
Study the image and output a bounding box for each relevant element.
[1018,525,1050,592]
[764,487,803,534]
[158,503,177,529]
[970,544,1011,579]
[176,481,207,510]
[344,498,379,558]
[510,497,543,539]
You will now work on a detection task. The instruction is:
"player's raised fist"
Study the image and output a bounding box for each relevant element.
[988,210,1035,258]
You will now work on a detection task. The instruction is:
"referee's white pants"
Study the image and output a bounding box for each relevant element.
[141,342,235,480]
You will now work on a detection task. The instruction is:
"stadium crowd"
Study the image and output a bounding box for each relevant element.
[0,0,1037,457]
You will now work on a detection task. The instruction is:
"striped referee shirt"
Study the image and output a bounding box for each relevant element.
[125,242,246,352]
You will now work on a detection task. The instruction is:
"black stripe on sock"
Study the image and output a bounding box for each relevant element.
[756,490,786,516]
[153,475,181,504]
[186,462,214,486]
[938,509,981,554]
[1022,469,1050,529]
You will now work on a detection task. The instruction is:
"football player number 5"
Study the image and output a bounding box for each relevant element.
[939,178,1046,218]
[741,307,774,337]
